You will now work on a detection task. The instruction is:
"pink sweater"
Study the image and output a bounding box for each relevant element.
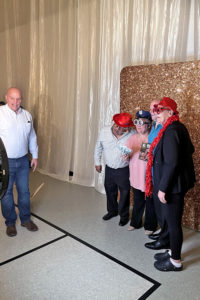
[126,133,148,192]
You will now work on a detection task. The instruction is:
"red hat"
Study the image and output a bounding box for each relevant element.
[113,112,134,127]
[159,97,178,114]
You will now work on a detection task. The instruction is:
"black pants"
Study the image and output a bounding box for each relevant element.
[153,190,163,228]
[130,188,157,231]
[161,192,185,260]
[153,190,170,245]
[104,165,130,221]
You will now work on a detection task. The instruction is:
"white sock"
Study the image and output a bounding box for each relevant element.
[168,249,172,256]
[170,258,182,267]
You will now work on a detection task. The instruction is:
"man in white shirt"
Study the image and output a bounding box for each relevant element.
[0,87,38,237]
[94,112,135,226]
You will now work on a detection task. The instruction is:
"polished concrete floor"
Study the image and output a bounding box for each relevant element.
[0,171,200,300]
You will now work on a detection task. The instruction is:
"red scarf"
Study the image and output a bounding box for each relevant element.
[145,114,180,198]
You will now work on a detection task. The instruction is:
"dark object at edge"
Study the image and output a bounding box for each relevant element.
[0,138,9,200]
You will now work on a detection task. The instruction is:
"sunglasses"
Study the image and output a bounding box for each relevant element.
[133,119,151,126]
[153,106,170,114]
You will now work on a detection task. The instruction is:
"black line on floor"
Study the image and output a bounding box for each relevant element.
[0,235,67,266]
[3,208,160,298]
[31,212,68,234]
[138,284,161,300]
[31,212,161,298]
[69,231,160,284]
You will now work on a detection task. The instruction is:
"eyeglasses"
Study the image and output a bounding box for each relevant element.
[152,106,170,114]
[133,119,151,126]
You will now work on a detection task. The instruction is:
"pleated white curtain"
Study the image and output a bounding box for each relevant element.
[0,0,199,193]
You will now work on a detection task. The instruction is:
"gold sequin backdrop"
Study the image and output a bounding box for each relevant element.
[120,60,200,231]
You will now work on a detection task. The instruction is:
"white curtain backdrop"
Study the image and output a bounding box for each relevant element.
[0,0,199,193]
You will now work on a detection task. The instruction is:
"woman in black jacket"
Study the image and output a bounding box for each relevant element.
[145,97,195,272]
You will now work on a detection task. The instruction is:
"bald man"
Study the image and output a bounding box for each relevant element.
[0,88,38,237]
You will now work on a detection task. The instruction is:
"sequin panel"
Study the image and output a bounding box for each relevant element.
[120,61,200,230]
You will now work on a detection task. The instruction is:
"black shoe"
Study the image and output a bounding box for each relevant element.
[102,212,118,221]
[154,250,170,261]
[154,257,182,272]
[119,219,129,226]
[145,240,170,250]
[148,233,161,240]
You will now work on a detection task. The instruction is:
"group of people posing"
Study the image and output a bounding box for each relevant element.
[0,88,196,273]
[94,97,196,272]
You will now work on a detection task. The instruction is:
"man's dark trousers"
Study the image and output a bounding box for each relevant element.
[104,165,130,221]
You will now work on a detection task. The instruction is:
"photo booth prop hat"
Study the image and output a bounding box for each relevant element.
[136,110,152,121]
[113,112,134,127]
[159,97,178,114]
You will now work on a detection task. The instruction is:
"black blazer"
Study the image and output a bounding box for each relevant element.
[153,121,195,195]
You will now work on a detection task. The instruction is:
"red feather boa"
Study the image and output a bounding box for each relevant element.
[145,114,180,198]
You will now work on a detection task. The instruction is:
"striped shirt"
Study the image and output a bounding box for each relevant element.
[94,126,135,169]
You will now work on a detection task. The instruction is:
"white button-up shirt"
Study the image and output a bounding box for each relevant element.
[0,104,38,159]
[94,126,135,169]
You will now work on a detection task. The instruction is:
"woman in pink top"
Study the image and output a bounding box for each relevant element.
[126,110,157,234]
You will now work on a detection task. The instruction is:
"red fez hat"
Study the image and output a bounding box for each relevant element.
[113,112,134,127]
[159,97,178,114]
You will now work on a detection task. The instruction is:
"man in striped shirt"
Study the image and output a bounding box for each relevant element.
[94,113,135,226]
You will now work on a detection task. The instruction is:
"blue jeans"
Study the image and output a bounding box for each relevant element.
[1,155,31,226]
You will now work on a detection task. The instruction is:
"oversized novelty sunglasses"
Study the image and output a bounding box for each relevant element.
[133,119,151,126]
[153,106,170,114]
